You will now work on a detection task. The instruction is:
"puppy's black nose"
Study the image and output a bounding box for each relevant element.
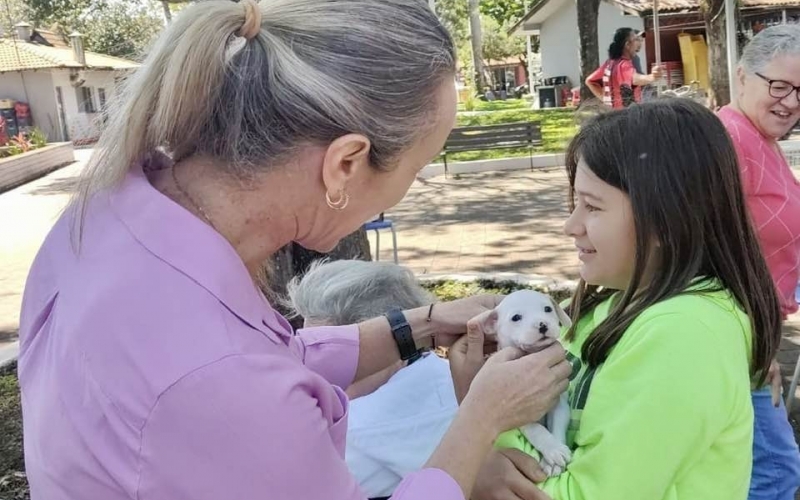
[539,322,548,334]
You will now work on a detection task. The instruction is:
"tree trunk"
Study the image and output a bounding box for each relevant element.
[705,0,731,108]
[160,1,172,23]
[263,228,372,327]
[576,0,601,102]
[468,0,486,91]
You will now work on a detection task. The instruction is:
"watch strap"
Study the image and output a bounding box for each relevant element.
[385,308,422,364]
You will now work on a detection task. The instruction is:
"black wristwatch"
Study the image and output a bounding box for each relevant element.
[384,308,423,364]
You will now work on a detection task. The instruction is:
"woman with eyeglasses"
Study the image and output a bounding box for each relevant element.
[718,24,800,500]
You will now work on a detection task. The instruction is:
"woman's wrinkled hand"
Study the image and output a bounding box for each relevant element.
[431,294,504,347]
[462,340,570,437]
[449,311,498,403]
[472,449,552,500]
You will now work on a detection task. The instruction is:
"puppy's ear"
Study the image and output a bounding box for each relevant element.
[468,309,499,339]
[550,297,572,328]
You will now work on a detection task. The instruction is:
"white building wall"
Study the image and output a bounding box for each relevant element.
[51,69,117,143]
[539,2,646,89]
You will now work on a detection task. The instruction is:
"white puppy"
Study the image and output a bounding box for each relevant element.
[477,290,573,476]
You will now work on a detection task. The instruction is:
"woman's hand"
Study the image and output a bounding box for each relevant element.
[449,311,497,403]
[464,342,571,436]
[430,294,503,347]
[768,359,783,407]
[424,327,568,500]
[352,294,501,387]
[473,449,552,500]
[651,64,664,79]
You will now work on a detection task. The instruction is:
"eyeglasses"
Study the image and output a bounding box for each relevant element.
[755,73,800,102]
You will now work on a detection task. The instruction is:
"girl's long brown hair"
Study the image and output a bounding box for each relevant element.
[564,99,781,385]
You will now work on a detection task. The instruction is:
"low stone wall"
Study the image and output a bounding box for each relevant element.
[0,343,18,370]
[420,153,566,179]
[0,142,75,193]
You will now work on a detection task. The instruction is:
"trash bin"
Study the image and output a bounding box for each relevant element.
[15,102,32,130]
[0,99,18,138]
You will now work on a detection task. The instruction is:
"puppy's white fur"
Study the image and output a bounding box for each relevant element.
[479,290,573,476]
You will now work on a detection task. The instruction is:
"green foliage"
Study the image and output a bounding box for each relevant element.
[0,365,24,474]
[23,0,99,27]
[436,0,470,47]
[79,1,164,59]
[27,128,48,149]
[457,98,531,112]
[462,92,479,112]
[479,0,539,26]
[422,279,573,303]
[6,134,31,156]
[435,1,537,92]
[1,128,49,158]
[0,0,33,37]
[0,363,28,500]
[4,0,165,61]
[457,107,573,126]
[480,15,526,66]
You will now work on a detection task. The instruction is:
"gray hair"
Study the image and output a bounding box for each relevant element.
[286,259,435,326]
[71,0,455,237]
[739,24,800,74]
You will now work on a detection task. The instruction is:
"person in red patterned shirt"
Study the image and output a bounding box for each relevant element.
[718,24,800,500]
[585,28,662,108]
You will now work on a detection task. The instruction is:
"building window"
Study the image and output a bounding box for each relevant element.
[98,88,107,111]
[77,86,96,113]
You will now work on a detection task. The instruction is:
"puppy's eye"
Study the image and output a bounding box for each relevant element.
[544,306,553,313]
[511,314,522,322]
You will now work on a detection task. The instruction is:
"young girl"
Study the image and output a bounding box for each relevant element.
[493,98,782,500]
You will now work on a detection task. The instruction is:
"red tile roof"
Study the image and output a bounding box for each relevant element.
[0,38,138,73]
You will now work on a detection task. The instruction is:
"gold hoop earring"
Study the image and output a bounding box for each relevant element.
[326,190,350,210]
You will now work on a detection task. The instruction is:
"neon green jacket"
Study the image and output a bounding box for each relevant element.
[498,283,754,500]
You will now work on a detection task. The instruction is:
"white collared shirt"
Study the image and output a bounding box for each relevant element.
[346,353,459,498]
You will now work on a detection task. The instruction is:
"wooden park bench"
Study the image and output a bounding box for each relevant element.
[439,121,543,176]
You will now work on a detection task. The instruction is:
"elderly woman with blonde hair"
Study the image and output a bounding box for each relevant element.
[16,1,571,499]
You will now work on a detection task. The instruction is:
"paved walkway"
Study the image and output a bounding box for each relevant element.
[370,169,577,280]
[0,150,90,356]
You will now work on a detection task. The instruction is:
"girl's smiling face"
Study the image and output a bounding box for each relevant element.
[564,159,638,290]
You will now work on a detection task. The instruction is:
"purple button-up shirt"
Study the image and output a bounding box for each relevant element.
[18,158,463,500]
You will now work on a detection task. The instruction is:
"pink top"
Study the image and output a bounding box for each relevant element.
[719,106,800,316]
[17,154,463,500]
[586,58,641,109]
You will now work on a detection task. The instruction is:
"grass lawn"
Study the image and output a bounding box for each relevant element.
[448,108,578,163]
[0,362,26,500]
[421,278,572,303]
[456,98,532,112]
